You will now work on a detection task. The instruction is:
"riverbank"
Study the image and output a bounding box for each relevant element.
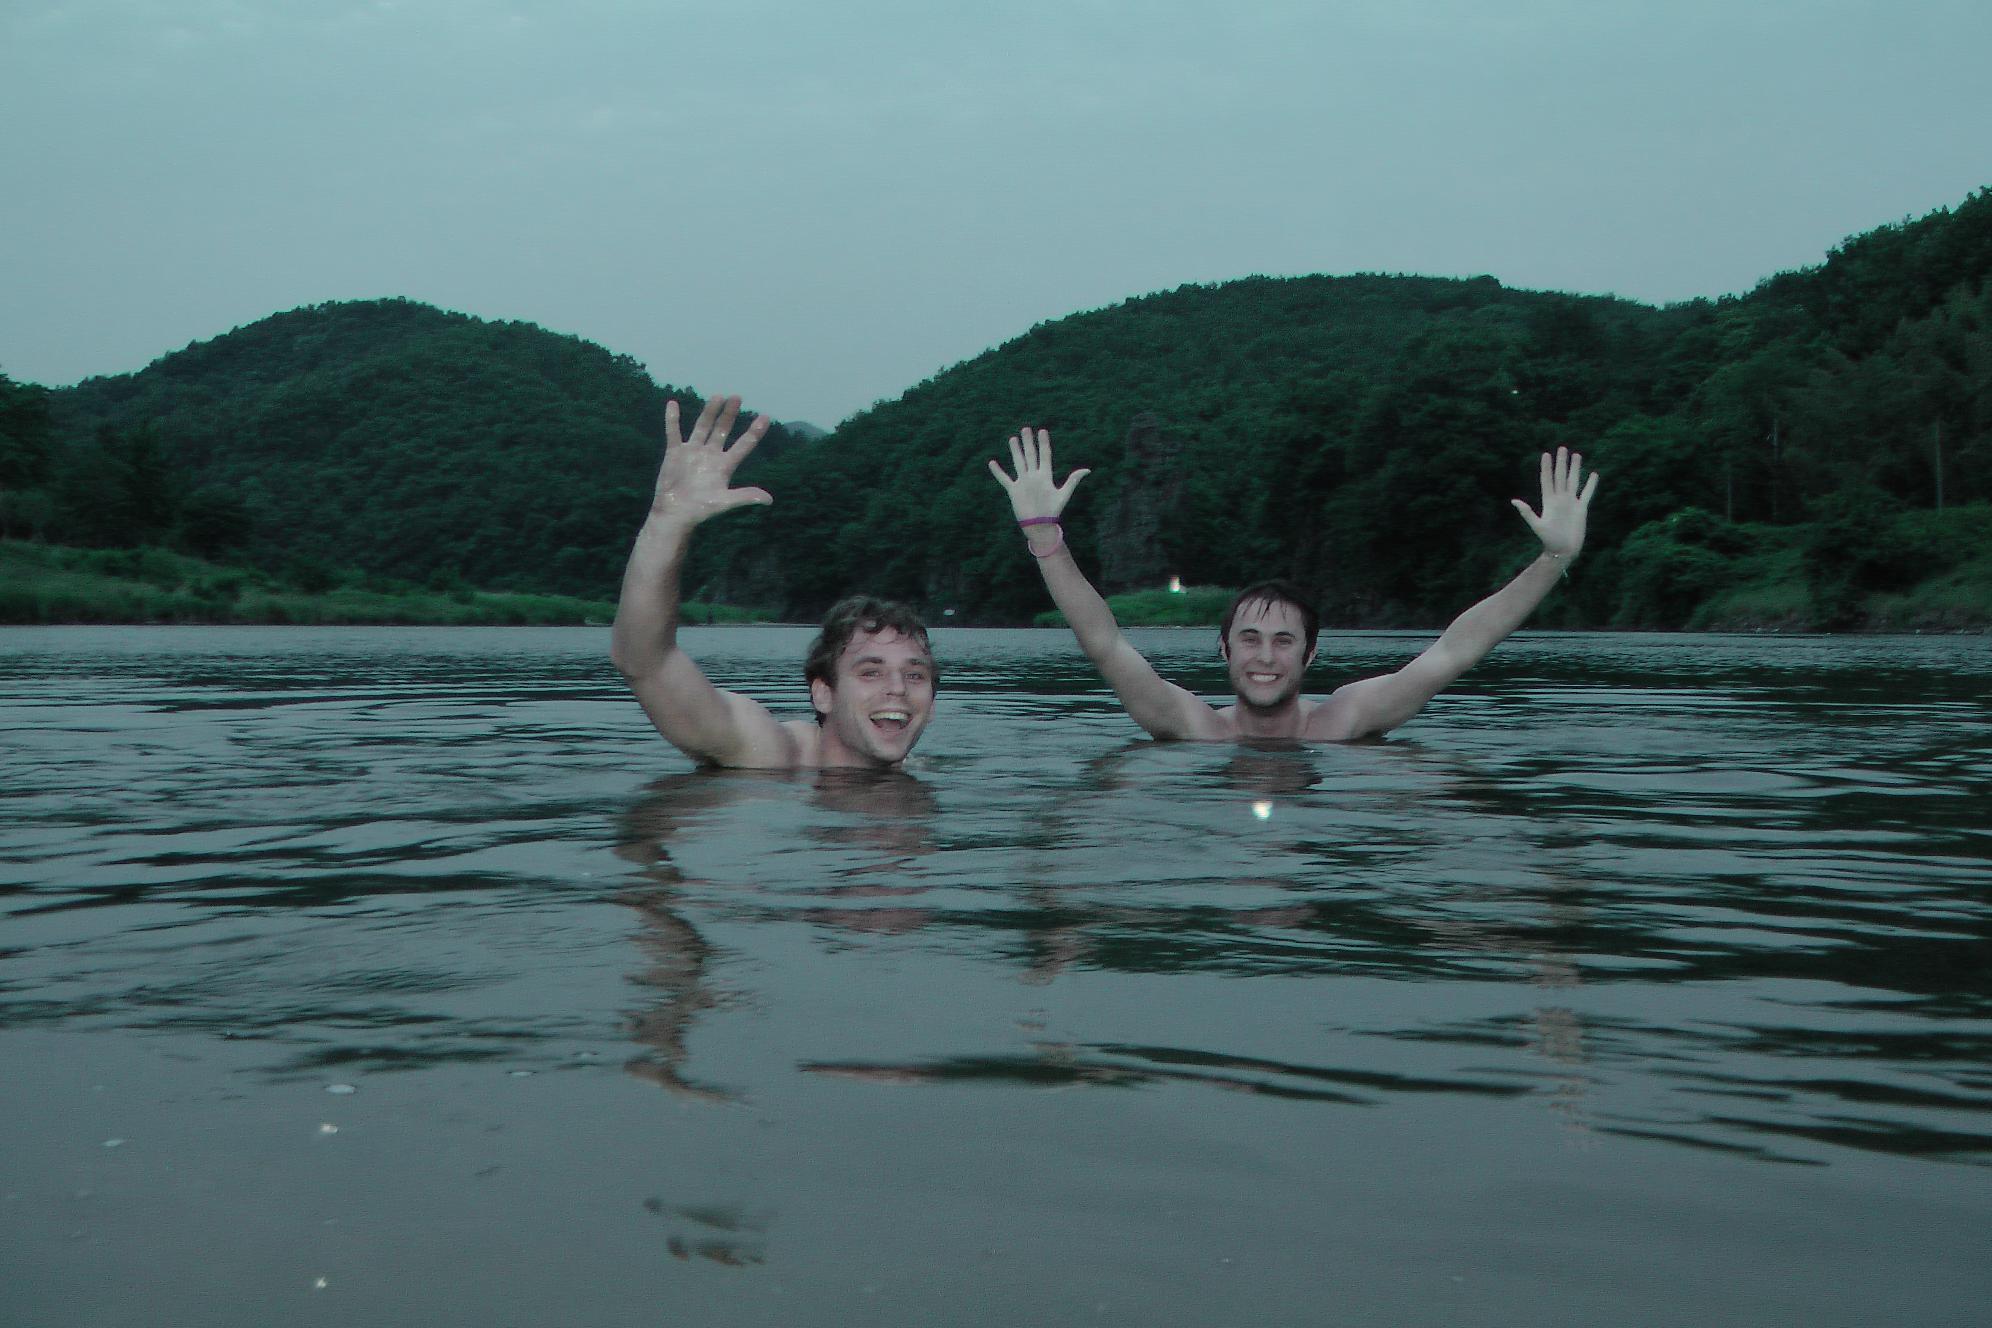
[9,511,1988,632]
[1678,505,1992,632]
[0,541,766,627]
[1032,505,1992,635]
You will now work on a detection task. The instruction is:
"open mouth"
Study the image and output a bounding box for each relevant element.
[1246,673,1281,686]
[870,710,912,733]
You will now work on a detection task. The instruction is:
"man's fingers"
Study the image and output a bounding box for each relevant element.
[720,486,773,511]
[1033,428,1051,473]
[1511,498,1540,530]
[1579,471,1600,503]
[724,413,771,457]
[722,433,761,468]
[987,458,1015,490]
[1056,467,1091,498]
[664,399,682,450]
[688,394,723,445]
[1008,435,1026,477]
[710,395,742,447]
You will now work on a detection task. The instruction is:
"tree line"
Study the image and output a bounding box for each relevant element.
[4,189,1989,628]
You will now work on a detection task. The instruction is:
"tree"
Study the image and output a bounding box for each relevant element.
[0,370,54,488]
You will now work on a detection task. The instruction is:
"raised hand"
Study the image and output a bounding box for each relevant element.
[1511,447,1599,560]
[987,426,1090,523]
[650,395,773,527]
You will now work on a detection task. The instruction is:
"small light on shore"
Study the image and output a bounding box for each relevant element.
[1169,576,1183,594]
[1252,800,1273,820]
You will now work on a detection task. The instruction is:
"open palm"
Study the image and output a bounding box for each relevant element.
[988,426,1090,522]
[650,395,772,525]
[1511,447,1599,559]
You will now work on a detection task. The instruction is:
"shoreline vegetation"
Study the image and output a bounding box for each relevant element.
[6,506,1989,631]
[0,540,767,627]
[1040,502,1992,634]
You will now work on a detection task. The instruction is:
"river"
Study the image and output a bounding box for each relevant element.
[2,625,1988,1326]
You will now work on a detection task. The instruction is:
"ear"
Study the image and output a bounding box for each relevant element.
[1305,644,1318,669]
[810,677,833,717]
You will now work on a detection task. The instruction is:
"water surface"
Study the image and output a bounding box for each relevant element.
[3,626,1989,1326]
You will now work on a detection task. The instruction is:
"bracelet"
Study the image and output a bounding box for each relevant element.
[1021,519,1064,559]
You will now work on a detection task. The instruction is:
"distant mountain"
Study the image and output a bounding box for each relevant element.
[782,420,830,442]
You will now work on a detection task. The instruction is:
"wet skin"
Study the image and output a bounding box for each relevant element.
[1222,600,1317,715]
[808,627,936,767]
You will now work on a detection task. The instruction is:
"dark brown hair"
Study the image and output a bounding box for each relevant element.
[803,596,935,721]
[1218,580,1320,656]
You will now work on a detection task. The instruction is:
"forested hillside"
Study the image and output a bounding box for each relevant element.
[693,275,1693,621]
[4,300,802,597]
[4,188,1989,628]
[704,190,1992,626]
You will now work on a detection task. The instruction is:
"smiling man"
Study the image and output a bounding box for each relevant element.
[990,427,1598,743]
[612,395,935,769]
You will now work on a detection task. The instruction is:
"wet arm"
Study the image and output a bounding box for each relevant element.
[1025,532,1216,740]
[611,516,793,766]
[1323,553,1566,739]
[992,426,1215,739]
[1321,447,1598,741]
[610,397,792,768]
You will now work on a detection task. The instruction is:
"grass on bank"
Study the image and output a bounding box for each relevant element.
[1687,505,1992,632]
[1034,585,1236,629]
[1031,505,1992,635]
[0,541,769,626]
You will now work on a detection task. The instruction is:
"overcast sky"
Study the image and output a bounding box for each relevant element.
[3,1,1987,426]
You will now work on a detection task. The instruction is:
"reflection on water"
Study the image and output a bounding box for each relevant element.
[2,626,1990,1325]
[613,769,941,1099]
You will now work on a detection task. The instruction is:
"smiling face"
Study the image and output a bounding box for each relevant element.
[809,627,936,767]
[1221,598,1316,712]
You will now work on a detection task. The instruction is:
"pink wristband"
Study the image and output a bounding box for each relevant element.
[1016,517,1061,527]
[1022,520,1064,558]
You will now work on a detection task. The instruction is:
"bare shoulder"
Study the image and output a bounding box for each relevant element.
[695,704,809,768]
[774,718,820,768]
[1300,690,1368,743]
[1179,702,1243,741]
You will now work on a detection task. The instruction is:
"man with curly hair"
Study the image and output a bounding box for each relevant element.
[612,396,935,769]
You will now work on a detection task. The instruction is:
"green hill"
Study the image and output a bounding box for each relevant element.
[4,188,1990,629]
[694,274,1691,622]
[23,299,802,601]
[702,191,1992,627]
